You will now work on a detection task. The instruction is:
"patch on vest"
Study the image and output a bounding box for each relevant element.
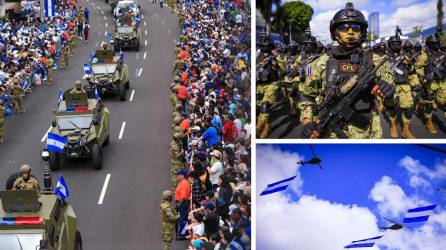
[339,63,358,73]
[307,66,312,76]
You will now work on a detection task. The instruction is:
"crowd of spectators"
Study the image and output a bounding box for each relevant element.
[170,0,251,249]
[0,0,79,114]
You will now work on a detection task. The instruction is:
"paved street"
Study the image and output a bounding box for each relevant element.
[0,0,186,249]
[265,101,446,139]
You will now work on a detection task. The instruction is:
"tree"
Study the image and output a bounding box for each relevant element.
[256,0,281,35]
[272,1,313,43]
[438,0,444,35]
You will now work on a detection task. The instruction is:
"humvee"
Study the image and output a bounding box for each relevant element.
[48,89,110,170]
[85,48,130,101]
[0,152,82,250]
[113,24,141,51]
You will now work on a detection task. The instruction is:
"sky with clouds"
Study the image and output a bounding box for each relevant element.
[280,0,442,43]
[256,144,446,250]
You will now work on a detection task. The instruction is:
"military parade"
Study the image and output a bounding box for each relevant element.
[256,1,446,139]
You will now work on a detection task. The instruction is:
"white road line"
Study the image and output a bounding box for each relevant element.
[141,14,144,18]
[130,90,135,102]
[136,53,139,60]
[144,21,147,26]
[143,52,147,59]
[98,174,111,205]
[105,23,108,28]
[41,126,52,142]
[145,30,147,36]
[104,16,107,20]
[96,6,99,9]
[137,68,143,77]
[161,20,165,25]
[102,10,104,14]
[118,122,126,139]
[144,40,147,46]
[155,14,159,18]
[95,41,99,47]
[92,2,95,6]
[167,29,171,34]
[104,31,107,36]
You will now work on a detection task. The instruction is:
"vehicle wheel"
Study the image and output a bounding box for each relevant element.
[91,144,103,170]
[119,83,127,101]
[74,230,82,250]
[125,81,130,90]
[49,152,60,171]
[103,134,110,146]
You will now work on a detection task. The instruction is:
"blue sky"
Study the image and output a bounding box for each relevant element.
[276,0,442,43]
[256,144,446,250]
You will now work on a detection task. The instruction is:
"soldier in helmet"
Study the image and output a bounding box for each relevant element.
[384,31,419,138]
[256,38,281,138]
[70,80,86,96]
[12,164,40,190]
[0,88,5,143]
[160,190,180,250]
[300,2,395,138]
[11,77,26,114]
[60,42,69,69]
[282,44,301,116]
[414,33,446,134]
[170,132,184,187]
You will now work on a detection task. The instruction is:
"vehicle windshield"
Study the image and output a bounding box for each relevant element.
[0,233,43,250]
[117,3,137,13]
[91,64,117,74]
[57,115,93,130]
[117,26,134,34]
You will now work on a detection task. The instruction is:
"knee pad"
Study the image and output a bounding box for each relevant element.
[260,102,270,114]
[402,108,413,120]
[289,86,298,98]
[388,108,398,118]
[425,103,434,114]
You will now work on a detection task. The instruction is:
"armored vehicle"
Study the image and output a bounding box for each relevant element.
[0,152,82,250]
[113,24,141,51]
[84,48,130,101]
[48,89,110,170]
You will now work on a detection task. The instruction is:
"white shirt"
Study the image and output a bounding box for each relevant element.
[209,161,224,185]
[236,14,243,24]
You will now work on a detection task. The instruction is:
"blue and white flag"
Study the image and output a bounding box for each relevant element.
[94,87,101,100]
[260,175,297,196]
[55,175,70,201]
[44,0,55,17]
[89,51,95,62]
[135,15,141,24]
[47,133,67,153]
[344,235,384,248]
[57,88,63,104]
[403,204,437,223]
[177,221,189,236]
[108,32,113,44]
[119,50,124,60]
[83,63,92,75]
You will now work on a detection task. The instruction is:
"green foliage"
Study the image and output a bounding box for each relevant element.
[438,0,444,35]
[411,25,423,38]
[272,1,313,42]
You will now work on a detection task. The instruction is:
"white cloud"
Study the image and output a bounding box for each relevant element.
[398,156,446,189]
[393,0,418,7]
[256,145,305,196]
[409,175,431,189]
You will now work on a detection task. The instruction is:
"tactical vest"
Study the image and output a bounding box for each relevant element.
[390,54,410,84]
[426,50,446,81]
[256,54,279,83]
[325,49,375,129]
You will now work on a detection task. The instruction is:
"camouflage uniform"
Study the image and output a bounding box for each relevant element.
[11,80,25,113]
[282,52,300,116]
[70,31,77,56]
[170,132,183,187]
[46,56,54,85]
[0,102,5,143]
[60,43,69,69]
[12,176,40,190]
[160,196,180,250]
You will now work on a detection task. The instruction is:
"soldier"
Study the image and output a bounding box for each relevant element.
[11,78,26,114]
[60,42,69,69]
[256,39,281,138]
[282,44,301,116]
[69,30,76,56]
[384,34,418,138]
[293,33,326,125]
[160,190,180,250]
[170,132,183,187]
[300,2,395,139]
[415,33,446,134]
[46,53,54,85]
[69,80,88,102]
[12,165,40,190]
[0,90,5,143]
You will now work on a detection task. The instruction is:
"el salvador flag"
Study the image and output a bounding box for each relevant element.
[44,0,55,17]
[108,32,113,44]
[57,88,63,105]
[47,132,67,153]
[83,63,92,75]
[403,204,437,223]
[89,51,94,62]
[119,50,124,60]
[344,235,384,248]
[55,175,70,201]
[95,87,101,100]
[260,175,297,196]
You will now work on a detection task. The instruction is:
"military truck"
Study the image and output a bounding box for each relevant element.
[0,151,82,250]
[85,48,130,101]
[48,89,110,170]
[113,24,141,51]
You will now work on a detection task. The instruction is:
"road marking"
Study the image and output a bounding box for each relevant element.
[141,14,144,19]
[143,52,147,59]
[130,90,135,102]
[137,68,143,77]
[92,2,95,6]
[144,21,147,26]
[95,41,99,47]
[144,40,147,46]
[145,30,147,36]
[155,14,159,18]
[102,10,104,15]
[98,174,111,205]
[41,126,52,142]
[136,53,139,60]
[104,16,107,20]
[118,122,126,139]
[96,6,99,10]
[167,29,171,34]
[104,31,107,36]
[105,23,108,28]
[161,20,165,25]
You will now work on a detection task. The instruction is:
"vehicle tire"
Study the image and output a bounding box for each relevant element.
[91,144,103,170]
[119,83,127,101]
[134,41,140,51]
[125,81,130,90]
[103,134,110,146]
[74,230,83,250]
[49,152,60,171]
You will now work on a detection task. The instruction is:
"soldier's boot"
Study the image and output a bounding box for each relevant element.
[389,118,398,138]
[256,118,265,136]
[260,123,272,139]
[401,120,416,139]
[289,99,297,116]
[426,117,438,134]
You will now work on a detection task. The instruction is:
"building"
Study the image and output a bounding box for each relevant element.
[368,12,379,40]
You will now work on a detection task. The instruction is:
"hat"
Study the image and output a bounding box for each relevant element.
[193,240,205,249]
[176,169,188,176]
[210,150,222,158]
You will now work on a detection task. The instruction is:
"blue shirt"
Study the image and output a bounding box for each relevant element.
[211,116,223,131]
[202,127,218,148]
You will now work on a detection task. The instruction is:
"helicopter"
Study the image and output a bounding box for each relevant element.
[297,145,323,169]
[378,217,406,231]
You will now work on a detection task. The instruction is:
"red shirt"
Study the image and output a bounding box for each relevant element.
[177,85,188,100]
[180,119,190,131]
[223,120,234,142]
[175,179,191,201]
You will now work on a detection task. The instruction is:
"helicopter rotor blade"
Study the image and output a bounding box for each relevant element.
[318,163,323,170]
[383,217,401,225]
[309,144,317,158]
